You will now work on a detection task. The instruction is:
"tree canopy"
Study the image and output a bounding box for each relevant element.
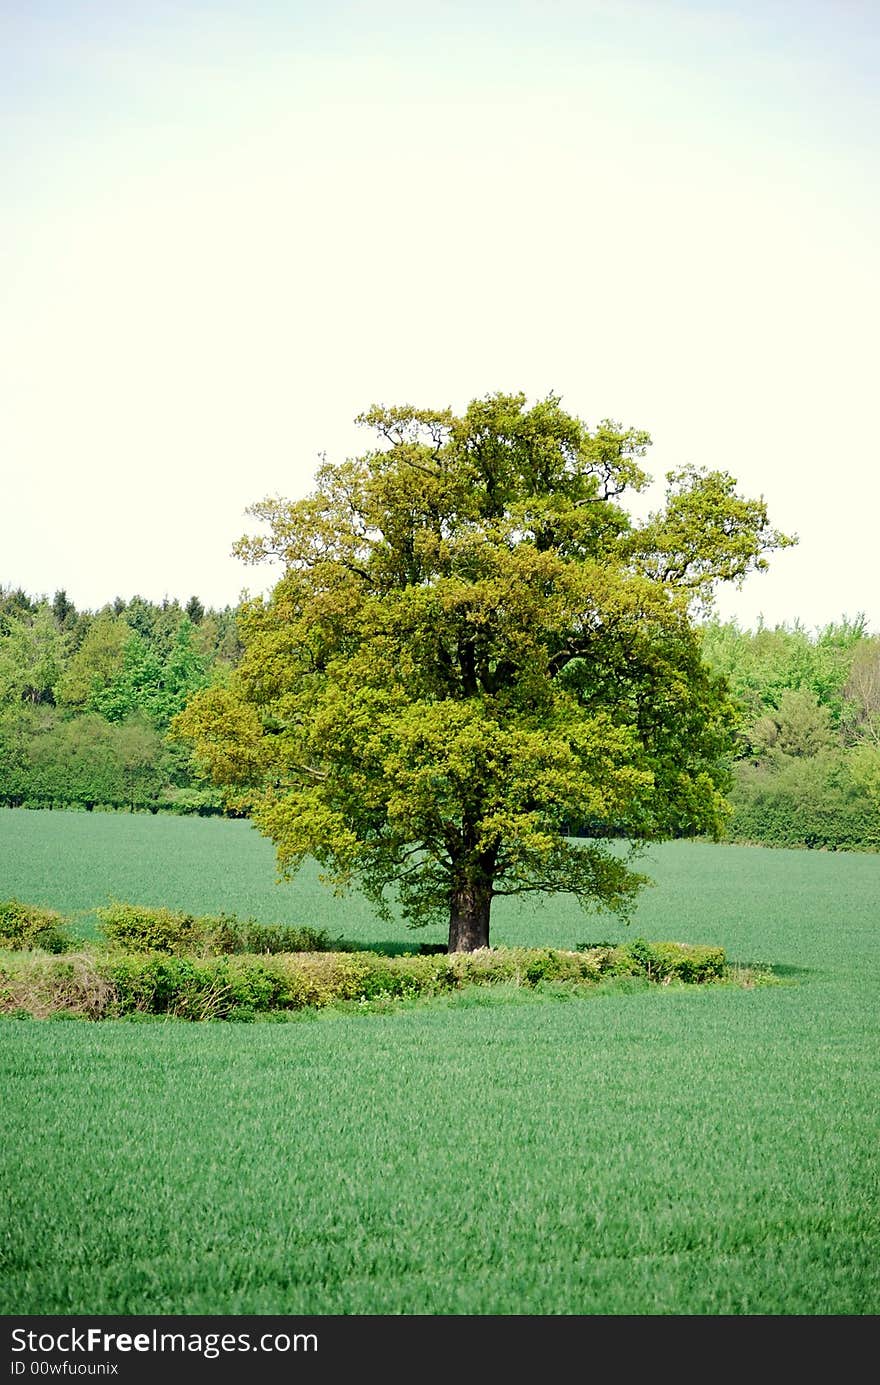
[0,587,241,814]
[176,391,793,950]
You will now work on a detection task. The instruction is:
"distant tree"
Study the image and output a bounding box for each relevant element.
[0,704,40,803]
[3,710,167,811]
[700,617,866,730]
[86,633,163,723]
[0,587,38,627]
[114,715,166,810]
[0,588,243,813]
[0,608,64,706]
[185,595,205,625]
[215,610,243,666]
[121,596,157,643]
[29,713,120,808]
[177,392,792,951]
[846,742,880,817]
[51,589,77,630]
[748,688,836,761]
[90,621,208,728]
[151,600,186,658]
[729,751,879,851]
[844,637,880,746]
[162,619,210,716]
[55,614,130,708]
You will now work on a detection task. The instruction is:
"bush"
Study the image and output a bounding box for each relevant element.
[0,941,732,1020]
[647,941,726,982]
[206,917,333,955]
[96,903,200,953]
[96,902,333,955]
[0,900,71,953]
[576,938,726,983]
[160,786,225,817]
[99,949,600,1017]
[727,757,880,851]
[0,951,110,1017]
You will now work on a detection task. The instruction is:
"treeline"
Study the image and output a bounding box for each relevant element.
[701,617,879,850]
[0,587,241,813]
[0,587,878,849]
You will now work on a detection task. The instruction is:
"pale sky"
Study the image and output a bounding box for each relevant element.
[2,1,878,630]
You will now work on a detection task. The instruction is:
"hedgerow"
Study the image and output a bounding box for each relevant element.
[0,940,732,1021]
[0,900,71,954]
[95,902,334,955]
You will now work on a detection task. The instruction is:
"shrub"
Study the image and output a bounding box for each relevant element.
[205,917,333,955]
[101,953,208,1015]
[0,900,71,953]
[96,903,200,953]
[727,757,880,851]
[96,902,333,955]
[576,938,726,983]
[1,941,731,1020]
[646,941,726,982]
[160,786,225,817]
[624,937,656,972]
[0,951,111,1017]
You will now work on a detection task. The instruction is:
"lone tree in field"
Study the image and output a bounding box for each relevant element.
[177,393,792,951]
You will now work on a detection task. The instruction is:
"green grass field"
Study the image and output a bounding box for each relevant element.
[1,808,878,1313]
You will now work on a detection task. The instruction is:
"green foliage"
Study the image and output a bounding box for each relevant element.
[700,617,867,728]
[0,900,70,953]
[1,940,729,1020]
[0,710,169,811]
[89,622,209,727]
[0,587,38,622]
[51,590,77,631]
[55,615,130,708]
[96,902,200,952]
[630,466,794,603]
[844,637,880,746]
[185,595,205,625]
[576,937,726,982]
[748,688,836,760]
[0,593,240,814]
[177,392,791,948]
[846,742,880,813]
[157,784,226,816]
[0,606,64,706]
[699,618,879,851]
[211,918,332,955]
[728,756,880,850]
[647,939,726,982]
[95,902,332,955]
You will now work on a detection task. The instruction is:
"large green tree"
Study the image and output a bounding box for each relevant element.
[0,607,64,706]
[90,620,208,728]
[54,613,130,708]
[177,393,792,950]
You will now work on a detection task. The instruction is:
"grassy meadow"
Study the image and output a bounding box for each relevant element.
[1,807,878,1314]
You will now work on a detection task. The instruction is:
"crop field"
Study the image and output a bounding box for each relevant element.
[1,808,878,1314]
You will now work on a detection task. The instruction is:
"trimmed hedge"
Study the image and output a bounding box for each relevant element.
[726,760,880,852]
[728,793,879,850]
[0,709,226,816]
[0,940,729,1021]
[577,937,726,983]
[96,902,334,955]
[0,900,71,954]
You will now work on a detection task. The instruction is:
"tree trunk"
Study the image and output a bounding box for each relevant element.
[448,879,492,952]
